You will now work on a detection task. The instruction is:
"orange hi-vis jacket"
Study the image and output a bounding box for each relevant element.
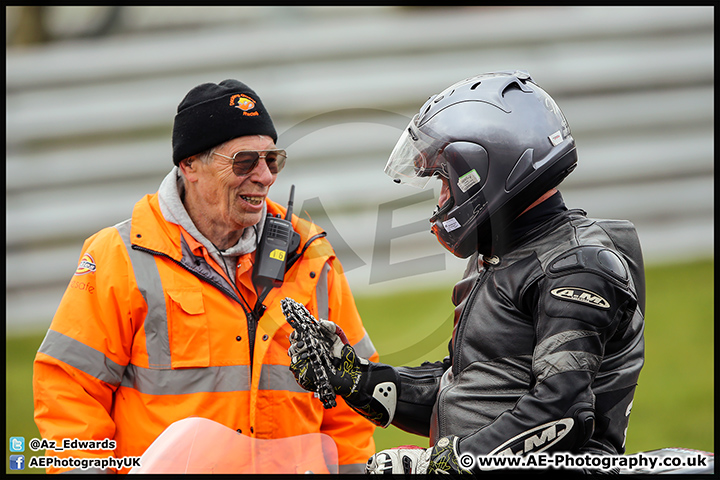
[33,192,378,474]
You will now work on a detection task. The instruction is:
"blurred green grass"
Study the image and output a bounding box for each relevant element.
[6,259,713,473]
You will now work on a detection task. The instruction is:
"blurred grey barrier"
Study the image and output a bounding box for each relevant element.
[6,6,714,334]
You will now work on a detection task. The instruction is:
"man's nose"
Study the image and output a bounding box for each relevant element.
[249,158,276,184]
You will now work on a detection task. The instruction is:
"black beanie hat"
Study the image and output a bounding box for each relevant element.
[172,79,278,165]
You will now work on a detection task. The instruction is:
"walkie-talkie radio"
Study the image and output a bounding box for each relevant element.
[252,185,301,289]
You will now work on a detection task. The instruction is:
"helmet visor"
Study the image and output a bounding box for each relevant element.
[384,115,447,189]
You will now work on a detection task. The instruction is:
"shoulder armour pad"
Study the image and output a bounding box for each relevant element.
[548,245,629,284]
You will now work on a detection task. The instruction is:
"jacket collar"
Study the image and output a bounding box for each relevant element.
[485,191,573,257]
[130,193,184,261]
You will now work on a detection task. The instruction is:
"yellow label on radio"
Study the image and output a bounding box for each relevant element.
[269,249,286,261]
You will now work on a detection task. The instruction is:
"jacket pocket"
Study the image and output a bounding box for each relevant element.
[167,288,210,368]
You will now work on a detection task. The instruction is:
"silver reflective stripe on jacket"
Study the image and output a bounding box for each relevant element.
[352,333,376,360]
[121,364,251,394]
[315,261,331,320]
[115,219,171,369]
[38,330,126,387]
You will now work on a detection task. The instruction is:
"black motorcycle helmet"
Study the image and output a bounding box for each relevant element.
[385,70,578,258]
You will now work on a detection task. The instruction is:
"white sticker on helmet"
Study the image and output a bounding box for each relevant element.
[549,131,563,146]
[457,169,481,193]
[442,217,462,232]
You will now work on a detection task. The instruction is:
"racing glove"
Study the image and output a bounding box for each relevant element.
[366,436,472,474]
[288,319,343,393]
[288,319,400,427]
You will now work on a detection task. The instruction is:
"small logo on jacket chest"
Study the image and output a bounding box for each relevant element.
[550,287,610,309]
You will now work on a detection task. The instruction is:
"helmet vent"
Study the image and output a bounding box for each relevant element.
[470,82,482,90]
[501,82,523,97]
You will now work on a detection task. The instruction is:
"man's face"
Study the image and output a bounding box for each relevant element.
[438,175,452,209]
[188,135,278,232]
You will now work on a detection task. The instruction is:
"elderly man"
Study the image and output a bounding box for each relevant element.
[33,80,377,473]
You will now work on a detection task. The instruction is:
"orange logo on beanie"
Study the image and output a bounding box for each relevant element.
[230,94,256,111]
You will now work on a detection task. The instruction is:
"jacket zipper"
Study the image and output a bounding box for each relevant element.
[433,264,492,439]
[452,265,492,375]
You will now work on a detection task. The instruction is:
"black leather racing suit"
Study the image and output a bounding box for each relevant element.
[391,197,645,460]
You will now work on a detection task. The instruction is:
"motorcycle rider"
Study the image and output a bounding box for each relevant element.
[288,70,646,474]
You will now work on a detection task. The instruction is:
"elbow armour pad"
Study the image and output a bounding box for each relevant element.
[345,363,400,428]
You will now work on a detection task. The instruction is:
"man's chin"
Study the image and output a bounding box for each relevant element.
[235,211,264,231]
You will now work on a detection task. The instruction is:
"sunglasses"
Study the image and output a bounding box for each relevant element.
[212,149,287,176]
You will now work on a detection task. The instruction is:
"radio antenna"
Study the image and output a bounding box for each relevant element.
[285,185,295,220]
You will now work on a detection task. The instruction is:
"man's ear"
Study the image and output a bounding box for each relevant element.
[179,157,200,182]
